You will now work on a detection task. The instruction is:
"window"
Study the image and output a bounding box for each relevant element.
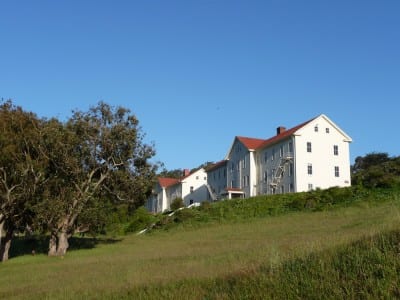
[308,183,313,191]
[280,146,284,157]
[314,126,319,132]
[326,128,330,133]
[264,171,268,182]
[335,166,340,177]
[272,168,276,177]
[307,142,312,153]
[289,163,294,176]
[189,199,194,205]
[272,148,275,160]
[190,186,194,193]
[231,180,234,188]
[196,176,199,180]
[243,175,249,187]
[288,142,293,153]
[333,145,339,156]
[264,151,268,163]
[243,156,246,169]
[280,185,284,194]
[289,183,294,193]
[307,164,313,175]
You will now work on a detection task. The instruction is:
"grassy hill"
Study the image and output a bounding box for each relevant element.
[1,187,400,299]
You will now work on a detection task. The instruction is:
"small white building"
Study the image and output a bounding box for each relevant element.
[146,168,209,213]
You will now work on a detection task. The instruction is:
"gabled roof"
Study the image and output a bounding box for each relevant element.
[157,168,207,188]
[225,115,323,159]
[158,177,180,188]
[257,117,315,149]
[236,136,266,150]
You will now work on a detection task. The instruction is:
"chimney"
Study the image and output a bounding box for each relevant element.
[276,126,286,135]
[183,169,190,177]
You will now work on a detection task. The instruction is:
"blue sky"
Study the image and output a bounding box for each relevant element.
[1,0,399,170]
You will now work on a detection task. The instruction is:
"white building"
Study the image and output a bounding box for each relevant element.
[207,114,352,198]
[146,168,209,213]
[147,114,352,212]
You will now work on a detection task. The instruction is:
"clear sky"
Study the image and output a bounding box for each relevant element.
[1,0,399,170]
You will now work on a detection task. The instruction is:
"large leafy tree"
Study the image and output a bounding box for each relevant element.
[0,100,45,261]
[36,102,157,256]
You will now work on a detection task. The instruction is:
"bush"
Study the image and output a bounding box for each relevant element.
[170,197,184,210]
[125,207,157,233]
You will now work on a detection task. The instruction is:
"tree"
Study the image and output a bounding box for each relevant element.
[36,102,157,256]
[0,100,45,261]
[352,152,400,188]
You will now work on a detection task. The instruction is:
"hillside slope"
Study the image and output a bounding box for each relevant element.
[0,188,399,299]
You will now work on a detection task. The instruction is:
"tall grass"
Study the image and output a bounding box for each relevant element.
[0,187,399,299]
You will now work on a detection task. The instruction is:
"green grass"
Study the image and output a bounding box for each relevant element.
[1,188,400,299]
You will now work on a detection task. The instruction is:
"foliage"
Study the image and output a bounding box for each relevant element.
[34,101,157,256]
[0,100,45,261]
[149,186,400,232]
[170,197,184,210]
[125,206,157,233]
[352,152,400,188]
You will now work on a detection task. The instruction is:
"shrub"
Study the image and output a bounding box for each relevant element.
[170,197,184,210]
[125,207,157,233]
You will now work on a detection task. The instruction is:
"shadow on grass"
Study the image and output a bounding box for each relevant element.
[9,235,122,258]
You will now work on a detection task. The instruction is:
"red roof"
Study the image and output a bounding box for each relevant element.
[158,177,180,188]
[235,117,315,151]
[257,118,315,149]
[237,136,266,150]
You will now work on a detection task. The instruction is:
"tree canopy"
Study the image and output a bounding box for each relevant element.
[0,100,158,260]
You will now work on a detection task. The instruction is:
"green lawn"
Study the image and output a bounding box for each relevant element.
[1,192,400,299]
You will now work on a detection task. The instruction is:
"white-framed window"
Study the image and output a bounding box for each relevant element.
[280,146,284,157]
[308,183,313,191]
[264,151,268,163]
[335,166,340,177]
[307,142,312,153]
[289,183,294,193]
[264,171,268,182]
[196,176,199,180]
[326,128,330,133]
[288,142,293,153]
[314,126,319,132]
[289,163,294,177]
[307,164,313,175]
[243,175,249,187]
[190,186,194,193]
[333,145,339,156]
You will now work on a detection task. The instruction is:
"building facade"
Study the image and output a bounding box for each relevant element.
[147,114,352,212]
[207,114,352,198]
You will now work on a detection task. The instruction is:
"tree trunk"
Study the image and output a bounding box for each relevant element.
[56,231,69,256]
[0,227,13,262]
[48,231,58,256]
